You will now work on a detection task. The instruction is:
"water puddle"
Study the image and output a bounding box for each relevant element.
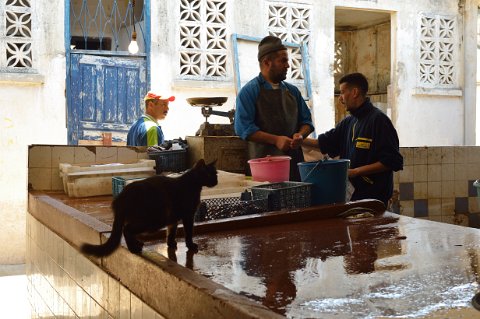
[153,214,480,318]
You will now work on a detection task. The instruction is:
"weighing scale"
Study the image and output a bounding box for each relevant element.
[185,96,247,173]
[186,97,235,136]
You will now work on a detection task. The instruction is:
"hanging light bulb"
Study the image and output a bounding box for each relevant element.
[128,31,139,54]
[128,0,139,54]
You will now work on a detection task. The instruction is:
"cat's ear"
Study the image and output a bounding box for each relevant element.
[194,159,206,168]
[207,159,217,166]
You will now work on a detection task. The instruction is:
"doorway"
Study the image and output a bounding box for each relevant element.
[66,0,150,145]
[334,8,391,124]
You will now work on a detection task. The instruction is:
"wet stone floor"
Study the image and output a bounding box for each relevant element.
[151,213,480,318]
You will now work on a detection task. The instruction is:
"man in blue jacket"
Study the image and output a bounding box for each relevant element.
[234,35,314,181]
[127,91,175,146]
[303,73,403,206]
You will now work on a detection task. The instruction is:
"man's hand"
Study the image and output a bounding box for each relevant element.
[275,136,293,151]
[291,133,303,149]
[248,131,304,152]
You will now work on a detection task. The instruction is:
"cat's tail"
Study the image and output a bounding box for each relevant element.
[80,207,125,257]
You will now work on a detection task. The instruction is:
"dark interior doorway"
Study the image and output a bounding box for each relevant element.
[70,36,112,51]
[334,8,392,123]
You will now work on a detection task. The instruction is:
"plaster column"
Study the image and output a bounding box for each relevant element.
[463,0,478,145]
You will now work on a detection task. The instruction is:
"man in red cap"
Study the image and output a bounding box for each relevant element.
[127,91,175,146]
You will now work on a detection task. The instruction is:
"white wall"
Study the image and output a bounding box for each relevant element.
[153,0,475,145]
[463,0,477,146]
[391,1,465,146]
[149,0,242,140]
[0,0,66,264]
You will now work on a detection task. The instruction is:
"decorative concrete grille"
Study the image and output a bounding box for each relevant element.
[267,1,311,80]
[2,0,32,69]
[418,14,457,87]
[334,40,345,76]
[179,0,228,79]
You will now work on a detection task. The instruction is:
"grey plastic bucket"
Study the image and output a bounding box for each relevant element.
[297,159,350,205]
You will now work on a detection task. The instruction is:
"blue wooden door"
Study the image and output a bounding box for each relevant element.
[68,53,147,144]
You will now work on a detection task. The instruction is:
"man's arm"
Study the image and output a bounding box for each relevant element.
[301,137,319,149]
[286,82,314,132]
[375,115,403,172]
[348,161,389,178]
[298,124,313,138]
[234,82,261,140]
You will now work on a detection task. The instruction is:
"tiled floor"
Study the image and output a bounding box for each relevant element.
[0,264,30,319]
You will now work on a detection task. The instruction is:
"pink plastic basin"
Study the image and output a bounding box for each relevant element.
[247,155,291,182]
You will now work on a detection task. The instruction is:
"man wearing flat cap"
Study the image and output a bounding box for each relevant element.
[234,35,314,181]
[127,91,175,146]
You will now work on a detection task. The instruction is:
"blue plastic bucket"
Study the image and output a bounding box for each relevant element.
[297,159,350,205]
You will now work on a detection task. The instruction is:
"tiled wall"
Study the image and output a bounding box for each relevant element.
[28,145,149,191]
[393,147,480,227]
[26,213,165,319]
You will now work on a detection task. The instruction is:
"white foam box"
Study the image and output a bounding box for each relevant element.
[59,159,156,197]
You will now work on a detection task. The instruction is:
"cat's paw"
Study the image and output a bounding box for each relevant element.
[125,236,144,254]
[167,247,177,262]
[186,242,198,252]
[128,243,143,254]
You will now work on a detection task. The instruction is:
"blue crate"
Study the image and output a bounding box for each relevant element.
[147,148,187,174]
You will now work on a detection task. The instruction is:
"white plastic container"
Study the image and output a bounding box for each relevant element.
[59,160,155,197]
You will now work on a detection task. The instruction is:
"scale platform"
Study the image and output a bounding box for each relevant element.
[187,97,235,136]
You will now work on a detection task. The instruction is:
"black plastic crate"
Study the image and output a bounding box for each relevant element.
[147,148,187,174]
[195,196,271,222]
[251,181,312,210]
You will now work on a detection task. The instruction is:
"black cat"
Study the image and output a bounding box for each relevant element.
[81,159,218,257]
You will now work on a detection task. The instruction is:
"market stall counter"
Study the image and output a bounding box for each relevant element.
[27,190,480,318]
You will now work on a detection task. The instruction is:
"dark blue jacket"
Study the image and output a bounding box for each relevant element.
[317,99,403,205]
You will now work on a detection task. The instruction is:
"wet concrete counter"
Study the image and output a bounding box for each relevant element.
[47,192,480,318]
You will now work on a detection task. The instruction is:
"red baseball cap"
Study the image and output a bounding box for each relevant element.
[144,91,175,102]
